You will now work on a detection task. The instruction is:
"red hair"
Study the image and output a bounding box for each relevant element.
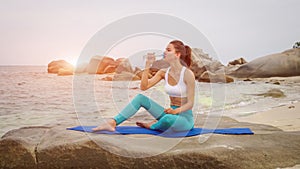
[170,40,192,67]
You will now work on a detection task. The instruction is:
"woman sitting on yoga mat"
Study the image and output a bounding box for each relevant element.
[92,40,195,132]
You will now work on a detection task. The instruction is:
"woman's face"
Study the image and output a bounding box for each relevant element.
[164,43,179,63]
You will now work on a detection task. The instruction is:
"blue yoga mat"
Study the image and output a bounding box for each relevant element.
[67,126,254,138]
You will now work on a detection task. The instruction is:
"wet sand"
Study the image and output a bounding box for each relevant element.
[234,76,300,132]
[235,101,300,132]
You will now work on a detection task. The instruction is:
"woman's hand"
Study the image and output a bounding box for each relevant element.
[164,108,179,114]
[145,52,156,68]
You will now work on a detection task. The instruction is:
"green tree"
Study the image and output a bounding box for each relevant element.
[293,42,300,48]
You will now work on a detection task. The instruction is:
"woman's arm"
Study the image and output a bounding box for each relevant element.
[140,53,164,91]
[165,69,195,114]
[140,69,164,91]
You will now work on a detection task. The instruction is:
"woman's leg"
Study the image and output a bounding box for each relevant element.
[114,94,166,125]
[150,114,178,131]
[150,109,194,132]
[170,115,194,132]
[93,94,165,132]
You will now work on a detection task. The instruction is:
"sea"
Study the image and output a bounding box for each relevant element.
[1,66,300,137]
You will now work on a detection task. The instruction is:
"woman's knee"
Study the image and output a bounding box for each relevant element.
[134,94,147,101]
[160,114,176,126]
[133,93,150,106]
[172,119,194,132]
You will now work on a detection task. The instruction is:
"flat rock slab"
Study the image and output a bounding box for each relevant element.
[1,117,300,169]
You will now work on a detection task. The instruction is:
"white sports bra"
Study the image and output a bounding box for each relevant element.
[164,67,187,98]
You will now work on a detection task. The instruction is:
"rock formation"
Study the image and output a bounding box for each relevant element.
[229,48,300,78]
[191,48,224,73]
[48,49,235,83]
[115,58,134,74]
[252,89,286,98]
[227,58,247,66]
[1,117,300,169]
[191,48,234,83]
[87,56,116,74]
[47,60,74,75]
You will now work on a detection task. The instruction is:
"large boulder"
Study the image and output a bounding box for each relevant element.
[115,58,134,74]
[47,60,74,74]
[86,56,135,75]
[1,117,300,169]
[190,62,207,80]
[191,48,233,83]
[0,126,50,169]
[191,48,225,73]
[87,56,117,74]
[100,58,140,81]
[229,48,300,78]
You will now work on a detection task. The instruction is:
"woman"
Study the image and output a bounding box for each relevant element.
[92,40,195,132]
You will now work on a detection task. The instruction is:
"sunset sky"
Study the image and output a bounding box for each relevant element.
[0,0,299,66]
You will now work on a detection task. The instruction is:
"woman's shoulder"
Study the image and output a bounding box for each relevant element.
[183,67,195,82]
[183,67,193,75]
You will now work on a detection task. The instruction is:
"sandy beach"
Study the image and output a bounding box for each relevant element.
[235,101,300,132]
[234,76,300,132]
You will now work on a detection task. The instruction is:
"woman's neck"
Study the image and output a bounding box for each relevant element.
[169,60,183,72]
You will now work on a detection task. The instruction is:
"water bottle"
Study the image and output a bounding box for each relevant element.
[143,52,164,62]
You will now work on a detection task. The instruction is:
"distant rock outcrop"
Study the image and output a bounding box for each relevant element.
[47,60,74,75]
[84,56,136,80]
[191,48,234,83]
[228,58,247,66]
[229,48,300,78]
[115,58,134,74]
[87,56,116,74]
[191,48,224,73]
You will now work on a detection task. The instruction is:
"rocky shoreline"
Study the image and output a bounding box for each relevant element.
[47,48,300,83]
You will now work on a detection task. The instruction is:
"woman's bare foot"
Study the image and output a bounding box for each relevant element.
[92,119,116,132]
[136,120,157,129]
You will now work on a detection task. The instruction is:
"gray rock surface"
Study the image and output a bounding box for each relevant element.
[1,117,300,169]
[191,48,234,83]
[229,48,300,78]
[191,48,225,73]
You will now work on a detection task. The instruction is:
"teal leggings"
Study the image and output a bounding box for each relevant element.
[114,94,194,132]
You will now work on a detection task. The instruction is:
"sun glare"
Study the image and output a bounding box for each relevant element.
[65,58,78,67]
